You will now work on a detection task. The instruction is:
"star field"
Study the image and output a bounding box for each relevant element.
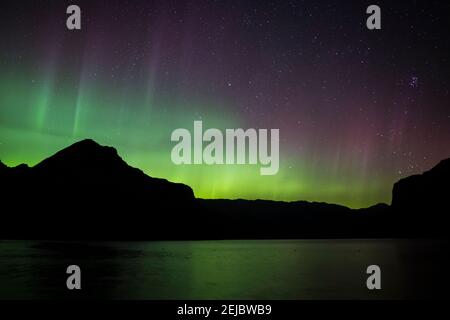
[0,0,449,208]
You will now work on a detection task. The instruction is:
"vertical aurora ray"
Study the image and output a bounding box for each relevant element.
[34,77,52,132]
[72,60,90,138]
[72,82,85,138]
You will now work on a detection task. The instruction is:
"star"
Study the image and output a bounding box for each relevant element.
[409,76,419,88]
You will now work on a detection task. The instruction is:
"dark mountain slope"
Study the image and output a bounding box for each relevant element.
[392,158,450,212]
[391,158,450,235]
[0,139,195,240]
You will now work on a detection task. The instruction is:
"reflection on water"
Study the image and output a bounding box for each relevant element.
[0,239,448,299]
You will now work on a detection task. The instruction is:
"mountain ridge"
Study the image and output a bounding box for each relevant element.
[1,139,448,240]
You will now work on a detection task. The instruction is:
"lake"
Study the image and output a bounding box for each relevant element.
[0,239,448,299]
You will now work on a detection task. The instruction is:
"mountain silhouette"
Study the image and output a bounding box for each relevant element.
[0,139,448,240]
[31,139,194,201]
[0,139,195,240]
[392,158,450,211]
[391,158,450,235]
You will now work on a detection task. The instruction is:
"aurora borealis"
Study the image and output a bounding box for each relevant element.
[0,0,449,208]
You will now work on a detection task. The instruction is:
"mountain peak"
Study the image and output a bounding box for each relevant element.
[1,138,194,205]
[34,139,123,171]
[392,156,450,211]
[59,138,115,155]
[71,138,101,147]
[430,158,450,173]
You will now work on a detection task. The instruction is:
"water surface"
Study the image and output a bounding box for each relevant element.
[0,239,447,299]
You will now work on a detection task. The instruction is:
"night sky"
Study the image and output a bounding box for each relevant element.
[0,0,449,208]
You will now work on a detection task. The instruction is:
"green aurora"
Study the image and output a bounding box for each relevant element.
[0,71,390,208]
